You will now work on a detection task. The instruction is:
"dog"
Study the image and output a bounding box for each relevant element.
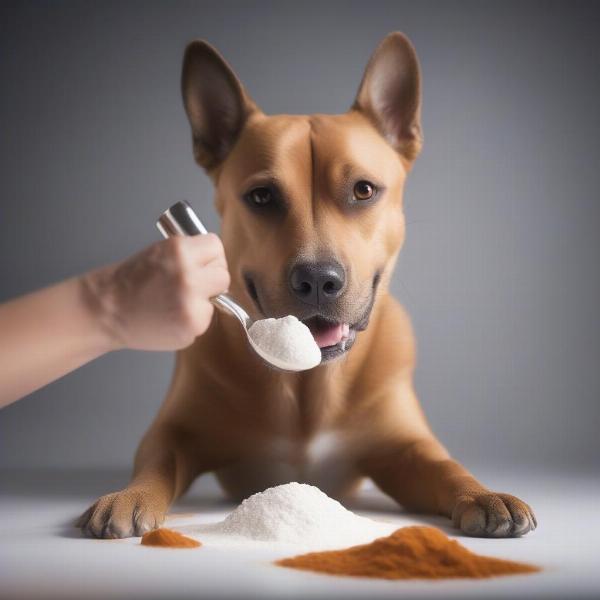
[78,32,537,539]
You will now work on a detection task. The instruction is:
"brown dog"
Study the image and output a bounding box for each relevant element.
[78,33,536,539]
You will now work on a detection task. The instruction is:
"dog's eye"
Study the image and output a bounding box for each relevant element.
[247,187,272,206]
[353,181,375,201]
[242,184,286,217]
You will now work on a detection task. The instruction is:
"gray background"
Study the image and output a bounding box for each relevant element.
[1,0,598,472]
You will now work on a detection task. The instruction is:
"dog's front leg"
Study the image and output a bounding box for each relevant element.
[363,437,537,537]
[77,425,199,538]
[360,384,537,537]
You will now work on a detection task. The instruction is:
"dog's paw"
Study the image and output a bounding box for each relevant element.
[76,488,166,539]
[452,492,537,538]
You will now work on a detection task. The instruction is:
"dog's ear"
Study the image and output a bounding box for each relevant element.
[182,41,257,171]
[353,32,422,161]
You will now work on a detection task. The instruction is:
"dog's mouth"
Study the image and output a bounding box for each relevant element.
[244,270,380,363]
[302,316,356,361]
[301,285,376,361]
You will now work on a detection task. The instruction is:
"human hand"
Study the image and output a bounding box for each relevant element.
[82,235,230,351]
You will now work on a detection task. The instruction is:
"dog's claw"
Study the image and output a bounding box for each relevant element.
[452,492,537,538]
[77,488,166,539]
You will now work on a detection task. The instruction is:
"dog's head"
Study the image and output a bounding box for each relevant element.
[181,33,422,361]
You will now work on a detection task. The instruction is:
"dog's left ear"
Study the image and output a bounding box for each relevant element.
[182,41,258,171]
[353,32,422,162]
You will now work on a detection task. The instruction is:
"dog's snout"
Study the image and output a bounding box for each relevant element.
[289,261,346,306]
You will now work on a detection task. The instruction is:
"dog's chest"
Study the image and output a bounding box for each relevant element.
[215,370,364,497]
[216,430,361,498]
[270,430,345,467]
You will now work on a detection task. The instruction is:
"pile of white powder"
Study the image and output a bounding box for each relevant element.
[180,482,395,551]
[248,316,321,371]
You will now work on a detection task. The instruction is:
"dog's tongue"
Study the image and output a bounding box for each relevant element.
[309,322,350,348]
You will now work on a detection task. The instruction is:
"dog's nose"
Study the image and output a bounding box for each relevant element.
[289,262,346,306]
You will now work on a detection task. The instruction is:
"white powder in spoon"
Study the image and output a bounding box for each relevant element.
[179,482,396,551]
[248,315,321,371]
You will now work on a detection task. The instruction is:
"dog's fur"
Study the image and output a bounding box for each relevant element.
[78,33,536,539]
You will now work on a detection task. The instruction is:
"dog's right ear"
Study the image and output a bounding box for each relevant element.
[182,41,257,171]
[353,32,422,162]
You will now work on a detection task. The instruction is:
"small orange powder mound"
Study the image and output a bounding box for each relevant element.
[141,528,201,548]
[276,526,540,580]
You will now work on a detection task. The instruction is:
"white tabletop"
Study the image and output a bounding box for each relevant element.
[1,466,598,599]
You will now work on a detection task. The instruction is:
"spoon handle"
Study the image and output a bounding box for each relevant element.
[156,200,208,237]
[156,201,251,327]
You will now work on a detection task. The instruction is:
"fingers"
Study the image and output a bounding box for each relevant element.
[198,264,230,298]
[181,265,229,338]
[165,234,229,276]
[186,233,227,267]
[112,235,231,349]
[203,253,228,270]
[165,235,230,295]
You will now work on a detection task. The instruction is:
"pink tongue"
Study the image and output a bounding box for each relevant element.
[310,323,349,348]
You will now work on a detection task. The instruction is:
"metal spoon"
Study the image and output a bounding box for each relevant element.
[156,201,315,371]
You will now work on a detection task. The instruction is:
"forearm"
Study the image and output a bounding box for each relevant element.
[0,236,230,408]
[0,276,115,408]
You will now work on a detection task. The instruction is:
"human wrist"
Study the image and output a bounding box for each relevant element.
[78,266,125,352]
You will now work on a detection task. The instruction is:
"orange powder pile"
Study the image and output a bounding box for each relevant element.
[141,528,201,548]
[276,526,539,580]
